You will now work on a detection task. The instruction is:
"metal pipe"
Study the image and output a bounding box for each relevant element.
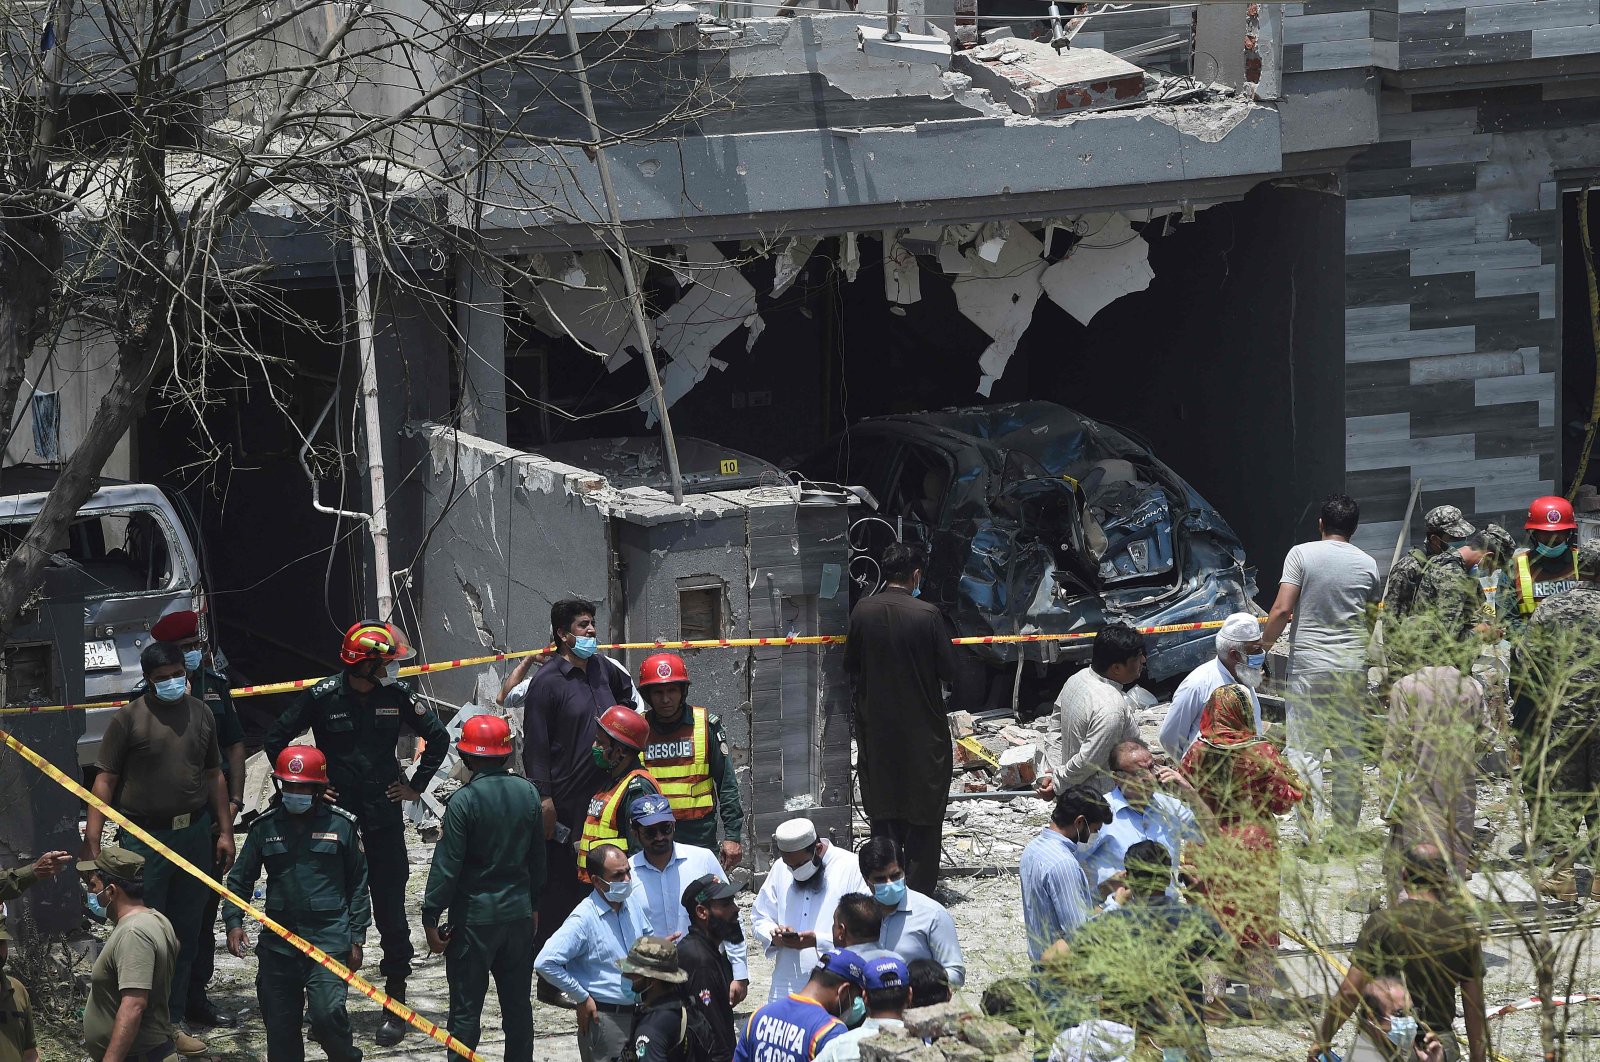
[884,0,900,42]
[351,195,396,621]
[560,4,685,504]
[297,389,373,522]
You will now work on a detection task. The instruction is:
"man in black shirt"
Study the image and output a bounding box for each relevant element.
[624,936,693,1062]
[677,874,742,1062]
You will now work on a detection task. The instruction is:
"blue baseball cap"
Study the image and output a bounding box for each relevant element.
[630,794,676,827]
[815,948,869,988]
[862,953,908,990]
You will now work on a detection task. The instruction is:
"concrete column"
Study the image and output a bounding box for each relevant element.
[1193,2,1247,88]
[456,252,508,444]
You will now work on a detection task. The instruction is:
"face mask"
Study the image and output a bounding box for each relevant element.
[153,676,188,703]
[911,585,921,598]
[591,745,613,772]
[842,992,867,1028]
[182,649,203,672]
[86,887,108,920]
[1386,1015,1419,1049]
[282,793,315,815]
[790,854,821,882]
[1536,541,1570,559]
[572,636,598,659]
[1246,651,1266,669]
[710,913,744,943]
[873,877,907,907]
[604,878,634,903]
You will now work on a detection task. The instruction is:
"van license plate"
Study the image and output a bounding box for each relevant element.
[84,640,120,671]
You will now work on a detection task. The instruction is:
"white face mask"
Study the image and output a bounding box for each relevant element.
[790,853,822,882]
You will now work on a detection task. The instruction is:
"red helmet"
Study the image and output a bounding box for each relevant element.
[274,745,329,784]
[1525,495,1577,532]
[458,715,513,757]
[339,620,416,666]
[598,705,649,752]
[638,653,689,689]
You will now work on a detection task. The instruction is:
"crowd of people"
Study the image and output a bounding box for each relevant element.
[0,487,1594,1062]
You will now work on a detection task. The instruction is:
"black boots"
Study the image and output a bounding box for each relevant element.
[376,981,408,1047]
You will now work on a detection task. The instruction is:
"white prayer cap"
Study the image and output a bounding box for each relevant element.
[773,818,818,852]
[1215,612,1263,652]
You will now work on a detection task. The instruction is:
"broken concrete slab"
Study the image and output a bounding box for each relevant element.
[951,223,1045,396]
[951,41,1145,117]
[1040,213,1155,325]
[641,243,761,424]
[858,24,952,69]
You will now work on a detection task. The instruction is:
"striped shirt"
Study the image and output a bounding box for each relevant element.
[1019,826,1098,962]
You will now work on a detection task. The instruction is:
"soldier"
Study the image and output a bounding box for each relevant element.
[1509,496,1583,631]
[578,706,661,874]
[421,715,546,1062]
[0,852,72,904]
[1515,545,1600,899]
[148,607,245,1030]
[1411,533,1493,643]
[262,620,447,1047]
[637,654,745,871]
[0,916,38,1062]
[1386,506,1476,621]
[224,746,369,1062]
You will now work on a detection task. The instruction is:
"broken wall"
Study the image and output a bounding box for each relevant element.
[415,426,616,707]
[5,317,132,477]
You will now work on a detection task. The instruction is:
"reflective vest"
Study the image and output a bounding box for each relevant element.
[578,767,659,879]
[1513,548,1581,616]
[642,706,716,821]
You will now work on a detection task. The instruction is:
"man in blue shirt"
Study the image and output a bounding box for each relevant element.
[734,950,865,1062]
[1085,741,1213,896]
[856,838,966,986]
[536,844,659,1062]
[627,795,750,1005]
[1019,784,1113,962]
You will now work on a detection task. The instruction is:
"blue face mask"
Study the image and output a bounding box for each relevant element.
[842,993,867,1028]
[153,676,188,703]
[182,649,203,672]
[572,636,598,660]
[604,878,634,903]
[1536,541,1570,559]
[1386,1015,1419,1049]
[282,793,315,815]
[1245,651,1266,669]
[873,877,907,908]
[86,887,108,920]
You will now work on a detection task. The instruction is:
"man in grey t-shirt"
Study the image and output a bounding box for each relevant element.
[1263,493,1381,833]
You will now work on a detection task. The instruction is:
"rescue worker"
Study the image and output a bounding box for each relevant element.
[0,917,38,1062]
[1510,496,1583,630]
[1386,506,1476,620]
[421,715,546,1062]
[579,705,661,874]
[263,620,448,1047]
[621,936,693,1062]
[1515,545,1600,899]
[637,654,745,871]
[224,746,369,1062]
[149,607,244,1030]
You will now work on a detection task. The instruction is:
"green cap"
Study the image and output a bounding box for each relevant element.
[76,846,145,882]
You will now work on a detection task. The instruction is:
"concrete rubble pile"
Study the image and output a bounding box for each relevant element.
[948,710,1060,794]
[860,1001,1032,1062]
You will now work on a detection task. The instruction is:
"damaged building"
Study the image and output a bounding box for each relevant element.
[8,0,1600,859]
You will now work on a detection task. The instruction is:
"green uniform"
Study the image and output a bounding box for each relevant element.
[1385,546,1430,620]
[225,802,371,1062]
[1411,551,1483,643]
[0,867,38,906]
[0,974,36,1062]
[422,768,547,1061]
[263,673,447,984]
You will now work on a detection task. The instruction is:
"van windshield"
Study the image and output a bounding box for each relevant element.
[0,509,181,599]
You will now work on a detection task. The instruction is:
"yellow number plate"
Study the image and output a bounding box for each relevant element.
[719,459,739,475]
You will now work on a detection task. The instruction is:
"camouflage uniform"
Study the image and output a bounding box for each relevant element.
[1519,584,1600,864]
[1386,506,1476,621]
[1412,550,1483,642]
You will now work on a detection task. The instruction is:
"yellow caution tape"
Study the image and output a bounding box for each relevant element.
[0,617,1263,715]
[0,727,483,1062]
[956,736,1001,770]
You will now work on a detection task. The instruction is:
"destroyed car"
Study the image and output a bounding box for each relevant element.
[800,401,1256,708]
[0,467,210,766]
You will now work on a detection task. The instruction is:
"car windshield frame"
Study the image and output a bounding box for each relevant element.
[0,503,191,602]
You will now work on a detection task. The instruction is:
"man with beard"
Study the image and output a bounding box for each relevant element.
[752,819,865,1002]
[677,874,746,1062]
[1159,613,1267,762]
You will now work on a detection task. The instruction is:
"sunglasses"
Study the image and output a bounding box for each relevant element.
[638,823,675,839]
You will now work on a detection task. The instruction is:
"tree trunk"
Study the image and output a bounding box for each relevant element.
[0,218,64,464]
